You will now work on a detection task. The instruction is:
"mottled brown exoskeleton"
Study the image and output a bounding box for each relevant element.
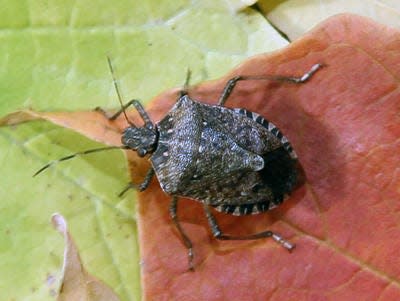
[35,61,323,270]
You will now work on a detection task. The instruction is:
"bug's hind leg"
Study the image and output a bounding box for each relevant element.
[170,196,195,271]
[118,168,155,197]
[203,204,295,251]
[218,63,324,106]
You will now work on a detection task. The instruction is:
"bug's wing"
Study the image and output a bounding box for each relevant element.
[187,125,265,184]
[186,104,298,206]
[202,105,288,156]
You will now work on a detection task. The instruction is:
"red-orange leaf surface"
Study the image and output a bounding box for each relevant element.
[4,14,400,300]
[138,14,400,300]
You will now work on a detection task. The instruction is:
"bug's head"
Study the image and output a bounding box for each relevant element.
[121,126,158,157]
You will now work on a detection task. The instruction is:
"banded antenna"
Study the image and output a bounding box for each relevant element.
[33,145,128,176]
[107,56,135,127]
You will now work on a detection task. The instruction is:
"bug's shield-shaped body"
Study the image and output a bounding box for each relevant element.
[151,95,298,216]
[34,63,323,270]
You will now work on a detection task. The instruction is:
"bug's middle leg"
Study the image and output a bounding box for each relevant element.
[170,196,195,271]
[203,204,295,251]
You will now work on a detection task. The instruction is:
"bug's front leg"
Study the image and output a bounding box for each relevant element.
[118,168,155,197]
[97,99,154,129]
[203,204,295,251]
[170,196,195,271]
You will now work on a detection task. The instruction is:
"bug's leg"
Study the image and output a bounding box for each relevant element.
[179,68,192,98]
[118,168,155,197]
[218,63,324,106]
[102,99,137,120]
[203,204,295,251]
[108,99,153,127]
[170,196,195,271]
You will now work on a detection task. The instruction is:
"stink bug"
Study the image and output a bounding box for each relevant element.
[35,60,323,270]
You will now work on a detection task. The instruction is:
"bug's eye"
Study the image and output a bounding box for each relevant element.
[137,148,147,157]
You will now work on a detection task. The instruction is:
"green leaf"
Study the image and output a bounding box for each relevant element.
[0,1,287,300]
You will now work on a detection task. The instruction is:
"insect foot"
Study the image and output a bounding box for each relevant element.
[35,62,323,270]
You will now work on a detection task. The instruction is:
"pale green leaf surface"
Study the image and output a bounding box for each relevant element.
[0,1,288,300]
[259,0,400,40]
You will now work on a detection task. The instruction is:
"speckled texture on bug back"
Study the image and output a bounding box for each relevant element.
[151,95,298,216]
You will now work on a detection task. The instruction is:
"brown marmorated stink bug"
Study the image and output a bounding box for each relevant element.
[35,60,323,270]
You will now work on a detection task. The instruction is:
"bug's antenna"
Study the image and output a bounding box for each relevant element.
[107,56,134,126]
[33,145,129,177]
